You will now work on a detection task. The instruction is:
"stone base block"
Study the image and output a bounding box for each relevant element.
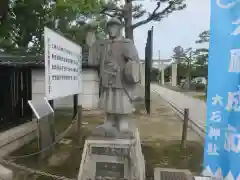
[78,128,145,180]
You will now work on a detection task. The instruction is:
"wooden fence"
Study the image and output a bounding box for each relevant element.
[0,66,32,132]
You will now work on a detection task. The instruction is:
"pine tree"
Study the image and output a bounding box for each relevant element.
[100,0,186,39]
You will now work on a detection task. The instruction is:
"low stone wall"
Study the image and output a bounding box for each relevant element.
[151,84,206,138]
[0,118,78,179]
[0,121,37,158]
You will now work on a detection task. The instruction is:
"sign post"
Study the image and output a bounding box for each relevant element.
[203,0,240,179]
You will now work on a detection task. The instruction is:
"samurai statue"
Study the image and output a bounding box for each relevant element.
[88,18,144,138]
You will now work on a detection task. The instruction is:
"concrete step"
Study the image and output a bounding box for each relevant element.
[0,164,13,180]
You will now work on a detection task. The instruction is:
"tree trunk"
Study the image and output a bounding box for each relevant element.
[124,0,134,40]
[0,0,9,23]
[125,26,134,40]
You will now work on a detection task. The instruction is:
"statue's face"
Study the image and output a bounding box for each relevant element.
[107,24,121,38]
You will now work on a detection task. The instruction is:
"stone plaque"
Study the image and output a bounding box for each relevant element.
[91,147,129,156]
[28,98,55,158]
[95,162,124,178]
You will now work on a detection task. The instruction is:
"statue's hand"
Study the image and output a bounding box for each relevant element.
[124,61,140,84]
[106,61,119,72]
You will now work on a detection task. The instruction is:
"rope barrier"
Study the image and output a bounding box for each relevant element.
[5,114,77,160]
[0,113,79,179]
[167,100,206,134]
[152,90,207,135]
[0,159,76,180]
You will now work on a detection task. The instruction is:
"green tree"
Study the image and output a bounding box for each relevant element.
[0,0,103,54]
[193,30,209,77]
[172,45,196,88]
[194,30,209,93]
[101,0,186,40]
[196,30,209,44]
[151,67,160,82]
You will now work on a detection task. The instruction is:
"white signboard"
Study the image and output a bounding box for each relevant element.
[44,27,82,100]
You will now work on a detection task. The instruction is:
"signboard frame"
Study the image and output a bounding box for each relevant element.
[44,27,82,100]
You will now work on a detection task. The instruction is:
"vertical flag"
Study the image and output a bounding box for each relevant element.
[203,0,240,179]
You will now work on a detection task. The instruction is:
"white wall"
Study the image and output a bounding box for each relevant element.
[0,121,37,157]
[79,69,99,109]
[32,69,99,109]
[32,69,45,100]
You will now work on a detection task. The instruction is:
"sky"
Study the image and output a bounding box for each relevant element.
[133,0,211,60]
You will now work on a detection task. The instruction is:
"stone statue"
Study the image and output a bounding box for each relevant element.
[88,18,144,138]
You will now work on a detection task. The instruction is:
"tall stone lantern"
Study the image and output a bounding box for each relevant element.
[80,21,100,109]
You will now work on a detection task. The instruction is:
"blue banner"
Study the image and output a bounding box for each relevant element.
[203,0,240,179]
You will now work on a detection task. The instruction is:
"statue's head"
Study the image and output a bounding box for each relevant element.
[106,18,122,39]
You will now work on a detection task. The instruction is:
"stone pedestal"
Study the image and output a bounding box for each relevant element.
[140,62,145,86]
[171,63,177,87]
[78,128,145,180]
[161,69,165,85]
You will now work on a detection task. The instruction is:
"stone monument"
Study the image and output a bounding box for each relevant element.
[78,18,145,180]
[89,18,143,138]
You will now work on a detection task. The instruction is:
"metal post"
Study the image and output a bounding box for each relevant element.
[73,94,82,144]
[181,108,189,149]
[48,100,55,143]
[73,94,78,119]
[77,105,82,145]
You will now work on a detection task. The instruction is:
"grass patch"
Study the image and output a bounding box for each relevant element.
[54,109,73,134]
[7,109,78,179]
[9,132,83,179]
[6,109,104,179]
[142,141,203,179]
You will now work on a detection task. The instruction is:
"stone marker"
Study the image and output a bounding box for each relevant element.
[0,164,13,180]
[78,128,145,180]
[154,168,193,180]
